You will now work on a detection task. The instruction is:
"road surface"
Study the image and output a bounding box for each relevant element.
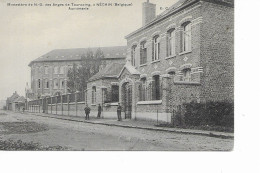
[0,111,233,151]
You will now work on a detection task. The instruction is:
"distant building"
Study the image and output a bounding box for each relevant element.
[28,46,127,99]
[6,91,25,111]
[86,0,234,122]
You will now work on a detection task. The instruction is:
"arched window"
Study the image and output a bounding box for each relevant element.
[44,79,49,89]
[167,29,176,56]
[131,45,137,66]
[92,86,96,104]
[152,35,160,61]
[54,66,59,74]
[38,79,41,89]
[182,68,191,82]
[140,41,147,65]
[44,66,49,74]
[53,79,59,89]
[60,79,64,88]
[181,22,191,52]
[60,66,65,74]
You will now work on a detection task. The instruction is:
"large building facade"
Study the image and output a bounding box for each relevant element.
[28,46,126,99]
[86,0,234,122]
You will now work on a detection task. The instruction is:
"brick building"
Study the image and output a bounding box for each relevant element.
[28,46,126,99]
[86,0,234,122]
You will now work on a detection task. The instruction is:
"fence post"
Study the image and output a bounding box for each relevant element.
[51,97,53,114]
[56,95,58,115]
[68,94,70,116]
[61,94,63,115]
[75,92,78,116]
[39,99,40,113]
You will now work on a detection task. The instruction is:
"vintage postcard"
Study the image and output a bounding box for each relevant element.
[0,0,234,152]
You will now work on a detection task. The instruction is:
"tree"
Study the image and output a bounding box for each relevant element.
[67,63,80,93]
[67,48,104,92]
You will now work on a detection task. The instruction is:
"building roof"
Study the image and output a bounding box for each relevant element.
[6,92,20,103]
[125,0,233,39]
[13,96,26,103]
[29,46,127,66]
[88,62,125,82]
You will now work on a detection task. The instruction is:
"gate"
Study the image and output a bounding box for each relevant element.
[122,82,132,119]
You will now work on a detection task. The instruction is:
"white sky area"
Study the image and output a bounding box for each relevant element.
[0,0,178,100]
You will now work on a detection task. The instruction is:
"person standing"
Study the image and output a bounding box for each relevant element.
[84,104,91,120]
[97,104,102,118]
[117,103,122,121]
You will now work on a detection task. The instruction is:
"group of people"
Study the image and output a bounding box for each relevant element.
[84,103,122,121]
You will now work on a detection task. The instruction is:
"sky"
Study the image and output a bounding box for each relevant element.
[0,0,178,100]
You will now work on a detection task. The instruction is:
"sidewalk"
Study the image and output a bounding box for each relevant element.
[27,112,234,139]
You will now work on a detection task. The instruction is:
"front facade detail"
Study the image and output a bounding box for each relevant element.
[28,46,127,99]
[86,0,234,122]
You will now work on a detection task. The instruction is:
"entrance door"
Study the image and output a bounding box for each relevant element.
[123,82,132,119]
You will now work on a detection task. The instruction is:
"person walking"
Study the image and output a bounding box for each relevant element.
[97,104,102,118]
[117,103,122,121]
[84,104,91,120]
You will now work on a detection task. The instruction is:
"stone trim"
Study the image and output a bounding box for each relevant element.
[179,16,193,25]
[166,23,177,30]
[179,50,192,56]
[140,74,148,79]
[139,37,147,43]
[137,100,162,105]
[174,81,200,85]
[111,82,119,86]
[151,31,161,37]
[180,63,192,70]
[151,71,161,76]
[166,67,177,74]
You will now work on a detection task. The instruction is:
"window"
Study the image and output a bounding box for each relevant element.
[54,66,59,74]
[152,75,161,100]
[182,68,191,82]
[38,79,41,89]
[181,22,191,52]
[140,41,147,65]
[44,66,49,74]
[54,79,59,89]
[131,45,137,66]
[139,78,146,101]
[92,86,96,104]
[152,35,160,61]
[111,85,119,102]
[167,29,176,56]
[60,79,64,88]
[60,66,65,74]
[44,79,49,89]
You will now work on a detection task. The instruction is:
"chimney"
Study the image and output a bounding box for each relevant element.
[142,0,156,27]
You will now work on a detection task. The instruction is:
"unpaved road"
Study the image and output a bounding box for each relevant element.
[0,111,233,151]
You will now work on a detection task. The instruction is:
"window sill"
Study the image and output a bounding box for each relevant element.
[137,100,162,105]
[151,59,160,64]
[179,50,192,56]
[110,102,119,106]
[174,81,200,85]
[165,55,176,60]
[139,63,148,67]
